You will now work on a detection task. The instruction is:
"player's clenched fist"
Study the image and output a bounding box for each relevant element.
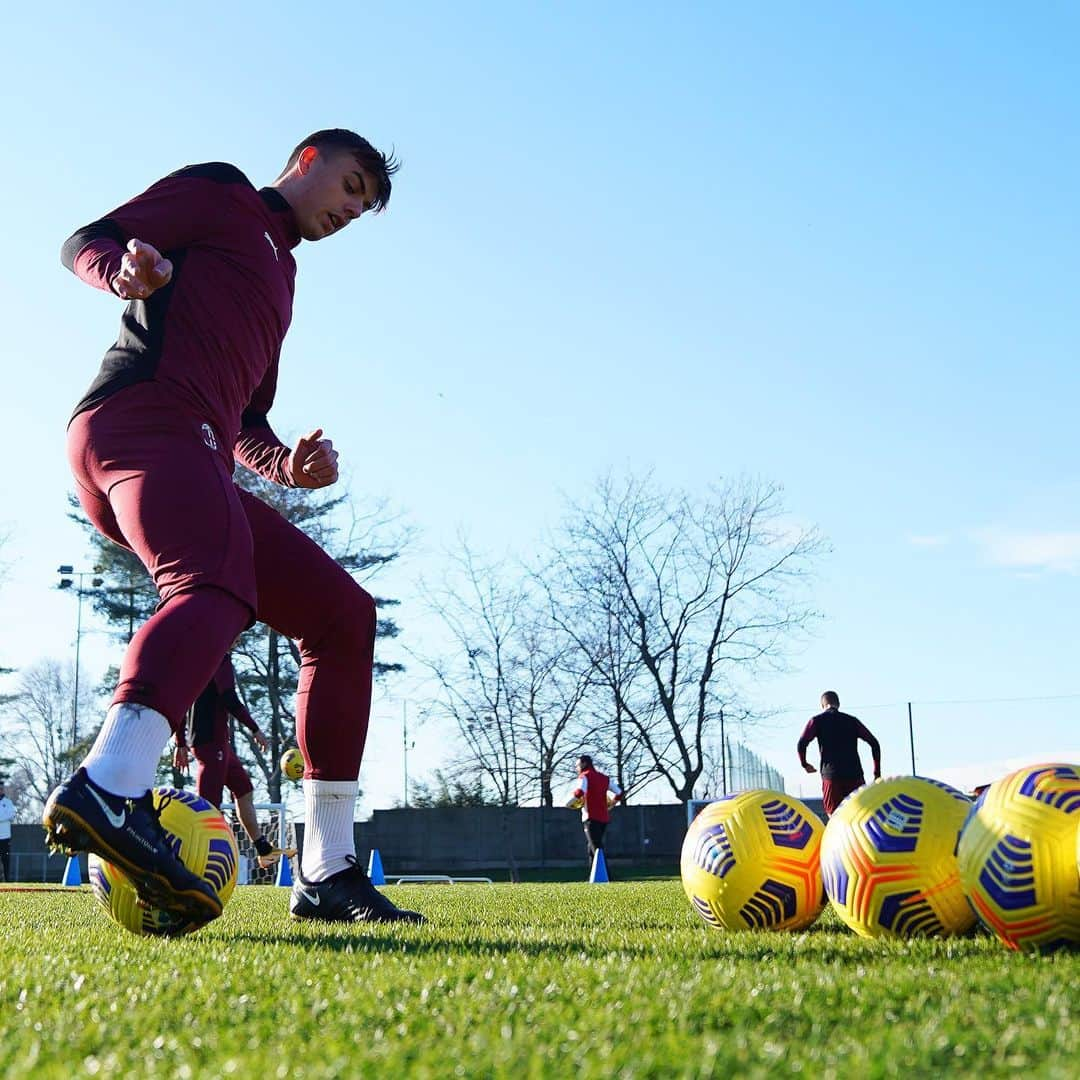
[288,427,340,489]
[111,238,173,300]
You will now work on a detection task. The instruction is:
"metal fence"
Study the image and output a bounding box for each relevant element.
[705,738,786,798]
[9,851,74,883]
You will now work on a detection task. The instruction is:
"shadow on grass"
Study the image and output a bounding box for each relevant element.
[220,916,895,963]
[221,929,669,960]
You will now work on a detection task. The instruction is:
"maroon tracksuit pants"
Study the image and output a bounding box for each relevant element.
[67,383,375,781]
[821,776,865,816]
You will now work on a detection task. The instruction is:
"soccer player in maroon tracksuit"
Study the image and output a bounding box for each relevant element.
[797,691,882,816]
[172,654,283,868]
[567,755,623,868]
[44,129,422,926]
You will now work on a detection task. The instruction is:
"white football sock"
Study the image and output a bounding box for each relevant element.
[81,702,171,798]
[302,778,359,881]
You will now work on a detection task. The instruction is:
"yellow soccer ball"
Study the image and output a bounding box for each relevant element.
[88,787,238,937]
[957,762,1080,953]
[280,747,305,782]
[820,776,975,939]
[681,790,825,932]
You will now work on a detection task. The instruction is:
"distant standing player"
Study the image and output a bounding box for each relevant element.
[797,691,881,816]
[567,755,623,868]
[0,782,15,881]
[44,129,422,925]
[172,654,282,868]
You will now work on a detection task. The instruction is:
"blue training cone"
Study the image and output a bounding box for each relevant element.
[589,849,609,884]
[367,848,385,886]
[62,855,82,887]
[275,852,294,887]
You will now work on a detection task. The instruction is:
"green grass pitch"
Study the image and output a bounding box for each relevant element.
[1,881,1076,1077]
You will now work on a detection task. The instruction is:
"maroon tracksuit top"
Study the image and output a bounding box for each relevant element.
[191,656,259,750]
[61,162,301,484]
[797,708,880,782]
[60,164,379,781]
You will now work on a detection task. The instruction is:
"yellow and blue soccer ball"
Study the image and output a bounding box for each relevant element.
[681,790,825,932]
[280,747,305,782]
[89,787,238,937]
[957,762,1080,953]
[820,776,975,939]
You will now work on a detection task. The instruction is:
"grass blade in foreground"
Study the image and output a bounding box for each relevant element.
[0,881,1076,1077]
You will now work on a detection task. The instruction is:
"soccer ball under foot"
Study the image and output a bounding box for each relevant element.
[89,787,238,936]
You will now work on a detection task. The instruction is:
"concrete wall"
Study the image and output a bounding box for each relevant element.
[7,824,85,883]
[347,799,826,874]
[5,798,826,881]
[4,806,689,881]
[352,804,688,874]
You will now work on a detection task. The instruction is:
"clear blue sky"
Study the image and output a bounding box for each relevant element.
[1,2,1078,812]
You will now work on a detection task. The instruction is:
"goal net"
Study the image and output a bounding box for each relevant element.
[220,802,296,885]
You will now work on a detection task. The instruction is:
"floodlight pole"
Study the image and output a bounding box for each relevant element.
[907,701,916,775]
[402,701,409,808]
[719,708,727,796]
[57,565,103,747]
[74,583,85,743]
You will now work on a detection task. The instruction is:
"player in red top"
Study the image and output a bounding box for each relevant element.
[171,654,287,868]
[567,755,623,868]
[797,690,882,816]
[44,129,422,926]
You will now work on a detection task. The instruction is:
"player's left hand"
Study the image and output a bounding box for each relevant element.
[802,762,817,774]
[288,428,339,489]
[173,745,190,771]
[253,728,269,752]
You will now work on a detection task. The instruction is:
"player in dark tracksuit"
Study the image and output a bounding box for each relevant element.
[44,129,421,925]
[171,654,281,868]
[797,691,882,816]
[188,656,265,810]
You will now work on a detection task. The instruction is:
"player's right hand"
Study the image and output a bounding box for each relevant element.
[173,745,190,771]
[288,428,340,488]
[111,238,173,300]
[802,762,817,774]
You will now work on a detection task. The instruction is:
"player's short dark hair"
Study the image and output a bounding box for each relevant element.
[283,129,400,212]
[821,690,840,708]
[578,754,593,769]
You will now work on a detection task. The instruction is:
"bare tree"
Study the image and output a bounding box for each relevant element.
[1,659,100,813]
[0,524,11,585]
[541,559,658,802]
[417,543,529,810]
[2,766,37,824]
[418,541,599,805]
[546,473,823,802]
[416,541,600,876]
[517,618,595,806]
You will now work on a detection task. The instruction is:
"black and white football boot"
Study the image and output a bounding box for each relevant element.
[43,768,222,926]
[290,856,426,924]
